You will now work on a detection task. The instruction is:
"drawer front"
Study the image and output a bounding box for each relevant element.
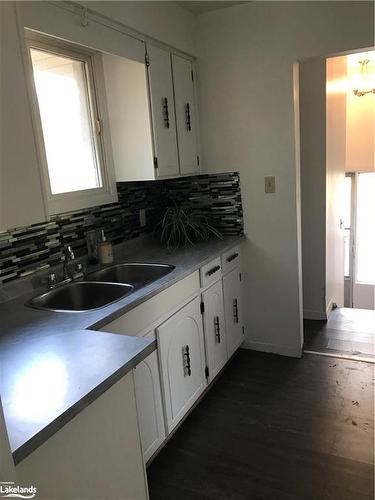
[200,257,222,288]
[100,271,200,337]
[221,246,241,274]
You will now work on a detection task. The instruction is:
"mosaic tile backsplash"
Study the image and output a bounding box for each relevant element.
[0,172,243,284]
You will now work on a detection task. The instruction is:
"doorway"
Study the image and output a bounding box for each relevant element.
[300,49,375,361]
[344,172,375,310]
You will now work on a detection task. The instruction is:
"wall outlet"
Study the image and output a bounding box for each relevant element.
[265,176,276,194]
[139,208,146,227]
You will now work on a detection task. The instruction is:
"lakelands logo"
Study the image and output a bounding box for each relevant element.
[0,482,37,499]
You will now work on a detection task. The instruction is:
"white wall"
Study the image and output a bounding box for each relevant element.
[299,58,327,319]
[196,1,374,356]
[346,53,375,173]
[78,0,196,55]
[326,56,346,312]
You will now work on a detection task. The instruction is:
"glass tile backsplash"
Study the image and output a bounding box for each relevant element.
[0,173,243,284]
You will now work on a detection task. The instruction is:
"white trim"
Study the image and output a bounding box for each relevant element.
[303,309,327,320]
[241,340,302,358]
[304,350,375,364]
[64,1,196,61]
[326,298,334,318]
[303,298,333,320]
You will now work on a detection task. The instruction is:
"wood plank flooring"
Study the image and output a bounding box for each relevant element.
[147,349,374,500]
[304,308,375,362]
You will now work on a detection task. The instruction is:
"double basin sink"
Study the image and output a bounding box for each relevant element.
[27,263,175,313]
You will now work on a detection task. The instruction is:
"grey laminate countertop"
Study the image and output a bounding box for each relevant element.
[0,235,244,464]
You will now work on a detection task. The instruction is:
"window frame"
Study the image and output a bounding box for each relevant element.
[23,30,117,215]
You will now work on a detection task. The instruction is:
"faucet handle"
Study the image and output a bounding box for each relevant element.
[47,272,57,288]
[66,245,75,260]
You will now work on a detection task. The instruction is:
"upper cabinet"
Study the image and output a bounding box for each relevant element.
[102,53,155,182]
[147,45,180,178]
[0,2,46,230]
[0,2,200,232]
[111,44,201,181]
[171,54,200,176]
[147,47,200,179]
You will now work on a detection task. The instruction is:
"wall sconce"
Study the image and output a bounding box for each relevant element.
[353,59,375,97]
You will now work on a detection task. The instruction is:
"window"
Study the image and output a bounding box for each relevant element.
[356,172,375,285]
[26,34,116,214]
[343,175,352,278]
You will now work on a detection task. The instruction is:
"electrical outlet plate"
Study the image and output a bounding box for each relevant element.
[265,176,276,194]
[139,209,146,227]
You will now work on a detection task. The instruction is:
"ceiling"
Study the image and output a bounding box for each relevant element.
[176,1,249,16]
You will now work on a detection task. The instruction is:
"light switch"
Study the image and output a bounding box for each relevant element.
[265,176,276,194]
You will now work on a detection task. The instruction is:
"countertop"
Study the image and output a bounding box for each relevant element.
[0,234,244,464]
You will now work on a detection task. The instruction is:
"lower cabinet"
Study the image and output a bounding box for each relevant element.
[223,267,244,358]
[202,280,228,382]
[16,372,149,500]
[156,297,207,433]
[133,331,166,463]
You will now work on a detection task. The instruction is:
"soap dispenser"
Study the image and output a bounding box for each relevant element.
[97,230,114,265]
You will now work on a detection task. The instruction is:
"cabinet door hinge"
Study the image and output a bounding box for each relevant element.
[145,53,150,67]
[197,155,200,166]
[200,301,205,314]
[153,157,158,170]
[205,366,209,379]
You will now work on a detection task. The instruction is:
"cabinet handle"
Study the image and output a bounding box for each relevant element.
[233,298,239,323]
[183,345,191,377]
[214,316,221,344]
[163,97,170,128]
[206,265,221,277]
[227,252,239,263]
[185,102,192,131]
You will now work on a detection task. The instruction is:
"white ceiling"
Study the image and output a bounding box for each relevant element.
[176,1,249,16]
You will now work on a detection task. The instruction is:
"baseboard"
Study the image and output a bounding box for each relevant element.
[303,309,327,320]
[241,340,302,358]
[304,300,334,320]
[326,299,334,318]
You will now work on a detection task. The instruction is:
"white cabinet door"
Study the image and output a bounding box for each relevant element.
[223,268,244,357]
[0,2,47,230]
[147,45,179,178]
[202,281,228,382]
[172,54,199,176]
[102,53,155,182]
[133,332,165,463]
[157,297,206,433]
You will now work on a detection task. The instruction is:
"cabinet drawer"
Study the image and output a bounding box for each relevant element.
[221,246,241,274]
[200,257,222,288]
[100,271,200,336]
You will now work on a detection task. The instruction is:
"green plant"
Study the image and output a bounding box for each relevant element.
[155,205,222,249]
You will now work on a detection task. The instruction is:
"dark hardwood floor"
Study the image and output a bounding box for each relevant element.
[147,349,374,500]
[304,308,375,362]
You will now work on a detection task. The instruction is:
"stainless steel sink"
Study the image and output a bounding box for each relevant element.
[85,263,175,287]
[27,281,134,312]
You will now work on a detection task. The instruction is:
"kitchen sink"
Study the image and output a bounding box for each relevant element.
[26,281,134,312]
[85,263,175,288]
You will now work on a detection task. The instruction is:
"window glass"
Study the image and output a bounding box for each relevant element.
[356,172,375,284]
[343,176,352,277]
[30,48,102,195]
